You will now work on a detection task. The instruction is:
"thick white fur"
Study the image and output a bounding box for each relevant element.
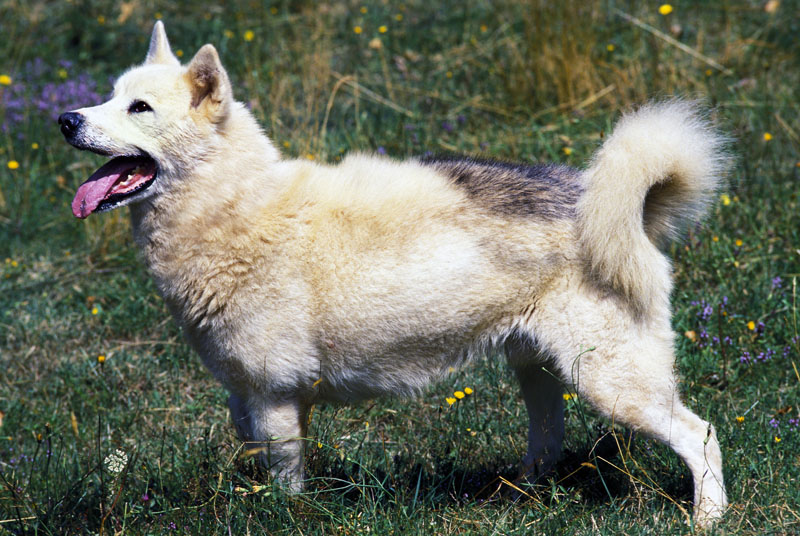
[579,101,728,316]
[65,23,729,527]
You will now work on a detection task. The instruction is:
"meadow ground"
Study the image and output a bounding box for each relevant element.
[1,1,799,534]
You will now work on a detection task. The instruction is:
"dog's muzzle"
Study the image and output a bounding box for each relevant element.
[58,112,84,140]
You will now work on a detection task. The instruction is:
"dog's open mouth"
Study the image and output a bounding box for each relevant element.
[72,155,157,218]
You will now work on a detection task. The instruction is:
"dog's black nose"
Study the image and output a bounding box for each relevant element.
[58,112,84,138]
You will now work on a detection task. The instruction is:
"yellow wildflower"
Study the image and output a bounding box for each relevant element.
[283,141,290,148]
[224,29,234,39]
[735,238,743,247]
[658,4,673,15]
[91,307,99,315]
[379,25,387,33]
[176,49,184,57]
[720,193,731,205]
[705,69,713,76]
[270,7,278,15]
[606,44,615,52]
[395,14,403,21]
[712,236,719,242]
[763,132,773,141]
[10,260,18,267]
[58,69,68,79]
[97,15,105,24]
[97,355,106,363]
[774,436,781,443]
[563,393,573,401]
[685,330,697,343]
[464,387,473,395]
[445,397,456,406]
[0,74,11,85]
[360,6,367,13]
[735,416,744,423]
[7,160,19,170]
[454,391,465,399]
[563,147,573,155]
[243,30,255,42]
[353,26,363,34]
[446,71,453,78]
[31,143,39,150]
[480,24,488,32]
[747,321,756,331]
[154,12,162,20]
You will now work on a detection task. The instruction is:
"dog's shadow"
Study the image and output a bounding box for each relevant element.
[298,430,693,509]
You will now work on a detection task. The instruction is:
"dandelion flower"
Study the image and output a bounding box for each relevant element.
[58,69,68,79]
[31,143,39,150]
[97,15,105,24]
[445,396,456,406]
[606,44,615,52]
[774,436,781,443]
[705,69,713,76]
[176,49,184,57]
[91,307,99,315]
[353,26,363,34]
[360,6,367,13]
[464,387,473,395]
[763,132,772,141]
[446,71,453,78]
[395,14,403,21]
[747,321,755,330]
[735,416,744,423]
[378,25,387,33]
[0,74,12,85]
[97,355,106,363]
[563,147,573,155]
[720,193,731,205]
[7,160,19,170]
[10,260,17,267]
[658,4,673,15]
[712,236,719,242]
[243,30,255,42]
[480,24,488,32]
[735,238,743,247]
[563,393,573,401]
[454,391,465,399]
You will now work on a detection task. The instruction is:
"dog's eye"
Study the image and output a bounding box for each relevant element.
[128,100,153,114]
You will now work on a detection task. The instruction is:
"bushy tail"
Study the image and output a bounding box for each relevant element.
[577,100,729,315]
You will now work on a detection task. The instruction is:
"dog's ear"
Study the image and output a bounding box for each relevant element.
[146,21,180,66]
[185,44,232,123]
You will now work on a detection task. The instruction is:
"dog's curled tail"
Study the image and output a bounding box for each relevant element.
[578,100,728,315]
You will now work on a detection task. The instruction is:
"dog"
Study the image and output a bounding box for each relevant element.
[59,22,728,527]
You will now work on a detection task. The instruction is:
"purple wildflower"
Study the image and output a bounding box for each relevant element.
[441,121,454,133]
[739,351,751,364]
[771,276,783,290]
[769,418,780,428]
[377,146,386,155]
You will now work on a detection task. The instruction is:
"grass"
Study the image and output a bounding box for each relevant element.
[1,0,799,534]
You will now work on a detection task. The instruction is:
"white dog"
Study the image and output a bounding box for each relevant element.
[59,22,728,526]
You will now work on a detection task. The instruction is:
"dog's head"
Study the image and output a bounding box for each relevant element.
[60,22,233,218]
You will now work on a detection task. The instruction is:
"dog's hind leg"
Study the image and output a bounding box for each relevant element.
[506,338,565,480]
[528,277,727,527]
[229,392,309,492]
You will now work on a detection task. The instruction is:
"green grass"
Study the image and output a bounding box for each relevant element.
[1,1,799,534]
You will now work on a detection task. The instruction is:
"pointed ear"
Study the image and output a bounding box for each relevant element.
[146,21,179,66]
[185,44,232,122]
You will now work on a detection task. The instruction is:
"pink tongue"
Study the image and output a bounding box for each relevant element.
[72,158,139,218]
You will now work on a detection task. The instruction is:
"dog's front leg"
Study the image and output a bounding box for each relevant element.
[229,392,309,491]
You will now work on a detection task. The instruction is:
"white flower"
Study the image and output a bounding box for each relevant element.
[104,449,128,474]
